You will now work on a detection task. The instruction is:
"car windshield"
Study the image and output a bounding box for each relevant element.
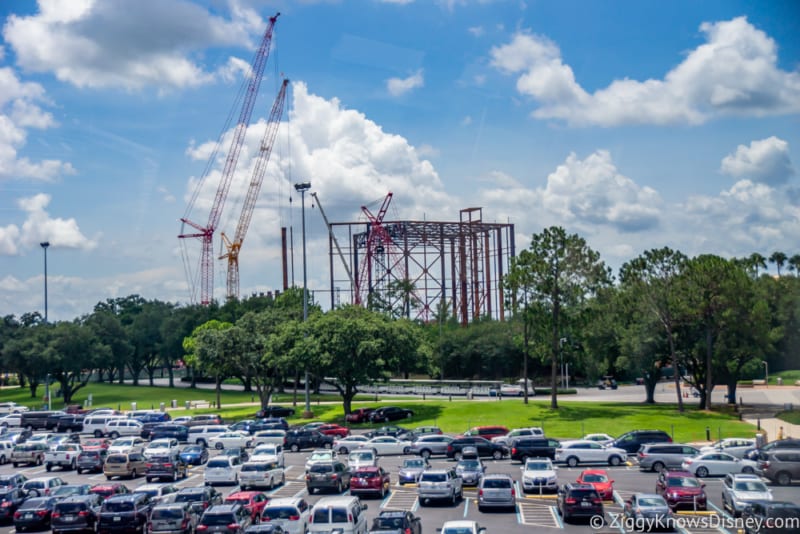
[103,501,134,513]
[735,481,767,491]
[262,507,298,520]
[184,446,202,453]
[310,452,331,460]
[174,492,204,503]
[442,528,475,534]
[53,486,84,496]
[106,455,127,464]
[150,442,169,449]
[421,473,446,482]
[668,477,700,487]
[483,478,511,488]
[582,474,608,483]
[227,498,251,505]
[202,514,235,526]
[403,459,424,468]
[350,452,373,461]
[56,502,88,514]
[639,497,667,507]
[374,517,405,529]
[527,462,550,471]
[254,446,276,455]
[458,460,480,470]
[207,459,229,468]
[352,470,379,479]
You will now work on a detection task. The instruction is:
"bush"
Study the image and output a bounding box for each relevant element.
[535,388,578,395]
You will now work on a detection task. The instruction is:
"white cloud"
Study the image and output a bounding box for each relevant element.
[217,56,252,83]
[468,26,485,37]
[490,17,800,126]
[461,115,473,126]
[721,136,795,186]
[3,0,262,91]
[157,185,176,203]
[12,193,98,252]
[386,69,424,97]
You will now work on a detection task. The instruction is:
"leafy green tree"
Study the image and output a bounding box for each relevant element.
[749,253,768,278]
[48,321,108,404]
[505,226,611,409]
[2,320,50,397]
[85,310,131,384]
[183,320,235,409]
[788,254,800,275]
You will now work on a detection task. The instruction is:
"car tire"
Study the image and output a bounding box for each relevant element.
[215,442,224,450]
[70,460,76,471]
[12,463,18,468]
[696,467,709,478]
[566,456,579,468]
[291,444,300,452]
[110,432,119,439]
[94,430,103,438]
[106,476,112,480]
[0,454,5,465]
[76,468,82,474]
[420,449,431,460]
[403,447,411,455]
[609,455,622,466]
[776,471,792,486]
[652,461,665,473]
[451,491,457,505]
[146,477,152,483]
[36,455,43,466]
[339,447,349,454]
[323,442,332,450]
[46,463,52,472]
[492,450,503,460]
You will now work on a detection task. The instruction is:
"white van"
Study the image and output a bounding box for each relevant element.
[187,425,229,447]
[307,496,368,534]
[104,419,143,438]
[82,415,126,437]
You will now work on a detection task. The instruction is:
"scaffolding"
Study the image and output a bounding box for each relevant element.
[327,208,515,324]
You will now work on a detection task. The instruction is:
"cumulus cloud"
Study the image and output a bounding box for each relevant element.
[721,136,795,186]
[387,70,425,97]
[0,67,75,181]
[490,17,800,126]
[3,0,263,90]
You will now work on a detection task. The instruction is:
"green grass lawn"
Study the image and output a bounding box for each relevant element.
[2,383,754,443]
[771,370,800,385]
[776,410,800,425]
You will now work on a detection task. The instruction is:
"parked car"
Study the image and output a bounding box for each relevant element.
[0,487,26,523]
[186,415,223,428]
[745,438,800,461]
[520,457,559,494]
[81,438,111,451]
[307,496,368,534]
[13,496,56,531]
[256,406,295,418]
[204,456,242,486]
[611,430,672,454]
[88,483,130,502]
[741,501,800,534]
[144,439,180,459]
[622,493,674,530]
[82,416,126,438]
[408,434,454,459]
[305,461,351,494]
[104,419,144,439]
[477,474,516,512]
[187,426,229,447]
[756,449,800,486]
[365,436,412,456]
[97,493,153,534]
[103,452,147,480]
[456,458,485,486]
[637,443,700,472]
[369,407,414,423]
[576,469,614,500]
[347,449,379,472]
[252,430,287,448]
[462,426,510,441]
[418,468,463,505]
[145,451,188,482]
[11,442,48,467]
[108,437,146,455]
[147,502,197,534]
[317,424,350,438]
[364,425,409,438]
[45,443,83,472]
[197,503,253,534]
[369,510,422,534]
[447,437,508,461]
[52,484,92,500]
[349,467,391,498]
[557,483,603,523]
[0,474,28,490]
[555,440,627,467]
[51,494,103,534]
[239,460,284,491]
[398,458,428,485]
[250,443,284,466]
[722,473,772,517]
[510,437,560,462]
[344,408,375,424]
[655,470,707,511]
[173,487,222,515]
[150,425,189,443]
[437,521,486,534]
[259,497,311,534]
[179,445,209,466]
[56,415,85,433]
[132,483,180,505]
[23,476,65,497]
[77,449,108,474]
[284,430,334,452]
[492,427,544,447]
[21,411,58,431]
[208,431,252,450]
[701,438,757,459]
[582,433,615,446]
[682,452,757,477]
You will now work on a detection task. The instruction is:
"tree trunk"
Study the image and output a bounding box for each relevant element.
[342,384,355,415]
[118,367,125,385]
[522,316,530,405]
[19,374,26,388]
[148,370,155,386]
[292,371,299,406]
[167,366,174,388]
[644,380,656,404]
[726,381,738,406]
[667,327,684,413]
[215,375,222,409]
[704,327,713,410]
[28,380,39,398]
[189,367,196,388]
[242,375,253,393]
[551,295,560,410]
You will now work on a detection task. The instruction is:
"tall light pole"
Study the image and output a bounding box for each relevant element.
[762,360,769,388]
[294,181,312,416]
[40,241,50,323]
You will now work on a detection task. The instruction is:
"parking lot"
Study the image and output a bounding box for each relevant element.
[1,432,798,534]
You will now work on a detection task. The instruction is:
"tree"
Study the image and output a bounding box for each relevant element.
[619,248,688,411]
[505,226,611,409]
[749,253,768,278]
[48,321,107,404]
[769,251,788,277]
[85,310,131,384]
[788,254,800,276]
[183,320,235,409]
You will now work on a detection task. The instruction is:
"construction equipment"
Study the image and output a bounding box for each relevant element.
[219,78,289,300]
[178,13,279,305]
[311,191,354,293]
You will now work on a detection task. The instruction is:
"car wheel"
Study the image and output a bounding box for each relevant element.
[0,454,5,465]
[106,476,112,481]
[323,442,332,450]
[652,461,665,473]
[696,466,709,478]
[420,449,431,460]
[337,480,343,493]
[131,469,137,479]
[12,463,18,468]
[454,452,462,461]
[492,450,503,460]
[339,447,349,454]
[70,460,76,471]
[28,489,40,497]
[403,447,411,455]
[110,432,120,439]
[567,456,579,468]
[776,471,792,486]
[281,472,285,486]
[76,468,82,475]
[291,444,300,452]
[94,430,103,438]
[46,463,53,472]
[146,477,152,483]
[742,466,754,474]
[36,455,43,466]
[451,491,457,505]
[609,455,622,467]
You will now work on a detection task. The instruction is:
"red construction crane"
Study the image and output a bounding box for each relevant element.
[356,192,407,306]
[178,13,279,305]
[219,78,289,300]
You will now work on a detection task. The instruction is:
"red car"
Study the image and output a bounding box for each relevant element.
[89,483,130,501]
[225,491,269,521]
[82,438,111,450]
[576,469,614,500]
[317,424,350,438]
[349,467,391,499]
[655,470,707,510]
[345,408,375,424]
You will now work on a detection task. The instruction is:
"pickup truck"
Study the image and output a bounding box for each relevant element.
[45,443,83,471]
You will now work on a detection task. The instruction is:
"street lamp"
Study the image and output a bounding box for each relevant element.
[294,181,312,416]
[40,241,50,323]
[762,360,768,388]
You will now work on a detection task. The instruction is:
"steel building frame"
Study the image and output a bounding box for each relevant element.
[327,208,515,324]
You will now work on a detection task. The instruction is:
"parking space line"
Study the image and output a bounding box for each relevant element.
[551,505,564,529]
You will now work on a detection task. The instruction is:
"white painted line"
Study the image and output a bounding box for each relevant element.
[463,494,469,517]
[550,505,564,529]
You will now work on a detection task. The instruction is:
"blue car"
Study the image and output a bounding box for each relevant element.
[179,445,208,465]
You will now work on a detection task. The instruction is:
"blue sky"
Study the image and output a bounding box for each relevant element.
[1,0,799,320]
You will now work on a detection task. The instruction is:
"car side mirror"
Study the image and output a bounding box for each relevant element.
[701,483,706,488]
[611,480,615,484]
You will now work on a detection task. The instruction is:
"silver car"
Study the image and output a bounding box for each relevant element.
[398,458,428,485]
[148,502,197,534]
[408,435,454,459]
[418,468,463,505]
[477,474,516,511]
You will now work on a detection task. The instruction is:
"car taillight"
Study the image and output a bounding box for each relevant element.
[13,512,21,519]
[447,445,453,452]
[511,447,517,455]
[511,488,516,497]
[37,510,48,517]
[593,499,602,504]
[405,529,412,534]
[684,459,692,464]
[1,502,12,508]
[478,489,483,497]
[52,512,61,518]
[638,452,647,457]
[196,525,208,531]
[667,436,673,442]
[164,463,173,468]
[203,502,210,509]
[227,523,240,531]
[331,474,338,479]
[288,515,300,521]
[348,514,353,523]
[146,464,153,469]
[565,498,576,504]
[79,511,90,517]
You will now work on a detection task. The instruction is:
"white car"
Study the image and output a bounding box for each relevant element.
[0,413,22,428]
[132,483,180,504]
[0,441,15,464]
[0,402,29,415]
[700,438,757,459]
[520,457,559,493]
[252,430,286,447]
[555,440,628,467]
[104,419,143,439]
[492,427,544,446]
[108,437,147,454]
[239,460,285,490]
[144,438,180,459]
[208,431,251,450]
[583,433,615,446]
[204,455,242,486]
[722,473,773,516]
[439,520,487,534]
[250,444,285,467]
[681,452,758,477]
[305,449,337,472]
[333,435,370,454]
[261,497,311,534]
[347,449,378,471]
[365,436,412,456]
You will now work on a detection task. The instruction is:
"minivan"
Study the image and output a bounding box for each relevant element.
[307,496,368,534]
[757,449,800,486]
[611,430,672,454]
[637,443,700,472]
[83,416,126,438]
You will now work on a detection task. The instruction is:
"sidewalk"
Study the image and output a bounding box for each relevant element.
[742,417,800,442]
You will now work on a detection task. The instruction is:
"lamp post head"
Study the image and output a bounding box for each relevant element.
[40,241,50,249]
[293,182,311,193]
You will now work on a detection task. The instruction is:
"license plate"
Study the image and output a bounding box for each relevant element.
[581,501,591,507]
[25,513,34,519]
[64,515,76,521]
[114,516,122,521]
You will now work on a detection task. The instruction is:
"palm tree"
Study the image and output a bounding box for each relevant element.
[769,251,788,277]
[749,253,767,277]
[789,254,800,276]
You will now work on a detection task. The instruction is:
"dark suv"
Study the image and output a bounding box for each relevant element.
[97,493,153,534]
[150,425,189,443]
[284,430,334,452]
[198,504,252,533]
[611,430,672,454]
[305,461,351,494]
[557,483,603,523]
[77,449,108,474]
[174,487,223,514]
[446,437,508,460]
[146,452,188,483]
[756,449,800,486]
[741,501,800,534]
[369,406,414,423]
[511,438,560,462]
[52,494,103,534]
[746,438,800,460]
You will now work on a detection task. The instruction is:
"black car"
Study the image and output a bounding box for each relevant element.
[51,494,103,534]
[139,422,161,440]
[741,500,800,534]
[145,452,188,483]
[0,488,26,523]
[511,438,560,462]
[174,486,222,514]
[256,406,295,418]
[368,407,414,423]
[284,430,334,452]
[56,415,85,433]
[260,418,289,431]
[21,411,58,431]
[97,493,152,534]
[149,424,189,443]
[0,474,28,490]
[198,504,252,534]
[77,450,107,474]
[14,497,56,531]
[446,437,508,460]
[45,412,68,430]
[611,430,672,454]
[369,510,422,534]
[557,483,603,523]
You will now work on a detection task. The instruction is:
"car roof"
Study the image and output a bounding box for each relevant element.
[664,470,694,478]
[207,504,238,513]
[378,510,408,517]
[264,497,303,506]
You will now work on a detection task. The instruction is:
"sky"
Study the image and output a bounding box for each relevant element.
[1,0,799,321]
